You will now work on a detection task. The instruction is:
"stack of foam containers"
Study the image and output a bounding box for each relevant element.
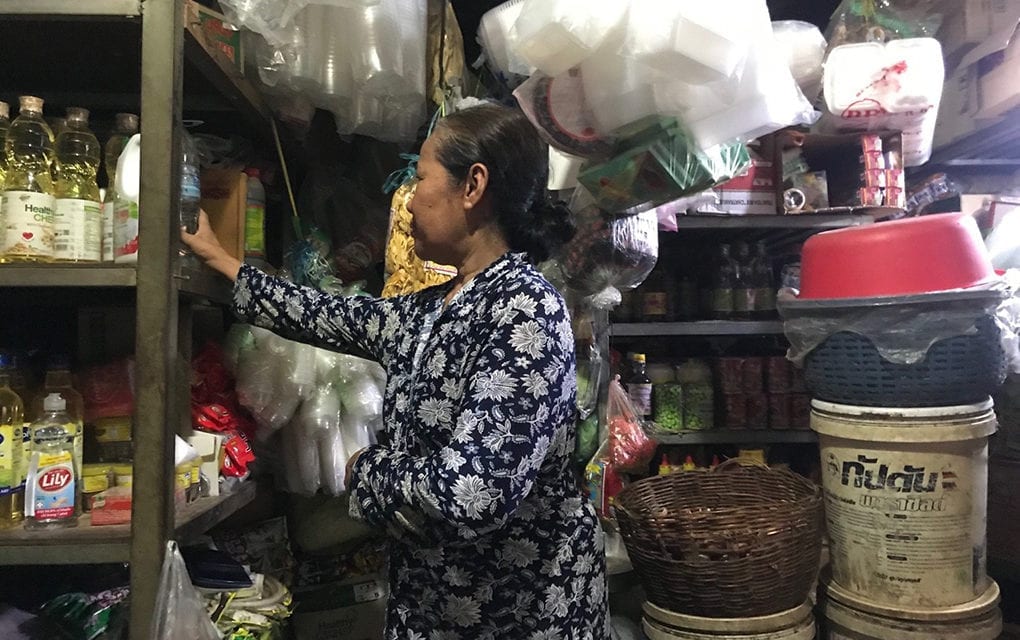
[818,38,944,167]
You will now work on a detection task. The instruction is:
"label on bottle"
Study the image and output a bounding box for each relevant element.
[244,203,266,257]
[54,198,102,262]
[0,191,56,259]
[641,292,668,319]
[113,200,139,261]
[0,425,19,495]
[102,199,115,262]
[734,287,756,314]
[628,383,653,417]
[756,287,777,312]
[712,287,734,315]
[27,450,75,520]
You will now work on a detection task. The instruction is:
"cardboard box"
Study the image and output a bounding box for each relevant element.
[700,158,778,215]
[186,1,243,74]
[940,0,1020,62]
[188,430,225,497]
[977,21,1020,118]
[291,576,388,640]
[200,168,246,261]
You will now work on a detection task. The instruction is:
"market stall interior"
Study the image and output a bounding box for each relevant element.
[3,0,1020,638]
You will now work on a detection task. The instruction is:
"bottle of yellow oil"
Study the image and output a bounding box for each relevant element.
[0,353,25,527]
[0,95,56,263]
[54,107,101,263]
[0,102,11,191]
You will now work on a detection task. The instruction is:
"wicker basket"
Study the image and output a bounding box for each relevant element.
[804,314,1007,407]
[615,462,823,618]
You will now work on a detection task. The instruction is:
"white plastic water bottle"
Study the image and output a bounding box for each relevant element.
[180,130,201,234]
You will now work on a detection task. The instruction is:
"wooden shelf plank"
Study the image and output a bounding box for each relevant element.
[0,0,140,17]
[0,264,137,288]
[611,321,785,337]
[675,213,875,229]
[0,482,257,565]
[654,430,817,445]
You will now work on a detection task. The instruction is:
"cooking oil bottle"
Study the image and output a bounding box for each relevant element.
[26,393,78,529]
[0,354,24,527]
[53,107,102,263]
[30,356,84,480]
[102,113,138,263]
[0,95,56,263]
[0,102,11,190]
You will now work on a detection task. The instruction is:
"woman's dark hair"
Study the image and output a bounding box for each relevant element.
[432,104,575,263]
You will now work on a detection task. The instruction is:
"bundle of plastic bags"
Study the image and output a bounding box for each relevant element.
[227,324,385,496]
[483,0,816,151]
[228,0,427,142]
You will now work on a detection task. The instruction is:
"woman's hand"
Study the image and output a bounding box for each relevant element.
[181,209,242,281]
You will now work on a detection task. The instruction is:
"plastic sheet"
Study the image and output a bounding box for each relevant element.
[558,188,659,300]
[240,0,427,142]
[772,20,826,101]
[151,541,220,640]
[779,282,1020,372]
[514,70,614,159]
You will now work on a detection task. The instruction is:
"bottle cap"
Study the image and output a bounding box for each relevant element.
[19,95,44,114]
[47,354,71,370]
[632,353,646,363]
[0,102,8,120]
[244,167,261,179]
[65,106,90,124]
[115,113,139,133]
[43,392,66,412]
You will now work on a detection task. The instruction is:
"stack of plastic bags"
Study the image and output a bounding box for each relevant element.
[223,0,427,142]
[225,324,385,497]
[485,0,816,157]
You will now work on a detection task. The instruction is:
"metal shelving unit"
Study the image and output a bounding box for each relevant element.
[654,430,816,445]
[0,2,265,637]
[611,320,785,337]
[675,213,875,229]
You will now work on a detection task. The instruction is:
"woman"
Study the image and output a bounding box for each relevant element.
[182,104,610,639]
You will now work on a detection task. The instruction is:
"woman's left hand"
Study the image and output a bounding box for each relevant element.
[345,448,366,491]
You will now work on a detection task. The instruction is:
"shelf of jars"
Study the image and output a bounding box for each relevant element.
[654,429,816,445]
[0,480,258,565]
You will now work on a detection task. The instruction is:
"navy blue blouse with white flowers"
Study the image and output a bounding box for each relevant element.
[233,252,609,639]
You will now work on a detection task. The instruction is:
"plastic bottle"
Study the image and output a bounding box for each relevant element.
[639,266,670,322]
[0,354,25,527]
[752,240,776,319]
[733,242,756,320]
[30,357,84,479]
[102,113,139,263]
[112,133,141,263]
[711,244,737,320]
[627,353,653,419]
[243,167,266,260]
[53,107,102,263]
[180,129,201,234]
[3,354,32,507]
[0,102,11,190]
[0,95,56,263]
[26,393,79,529]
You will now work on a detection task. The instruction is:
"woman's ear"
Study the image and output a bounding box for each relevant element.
[463,162,489,210]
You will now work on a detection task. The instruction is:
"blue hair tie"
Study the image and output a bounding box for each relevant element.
[382,152,419,194]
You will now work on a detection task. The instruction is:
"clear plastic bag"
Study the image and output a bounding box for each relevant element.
[510,0,629,76]
[319,423,350,495]
[824,0,944,50]
[558,189,659,298]
[607,378,657,473]
[150,541,220,640]
[772,20,826,102]
[514,70,614,159]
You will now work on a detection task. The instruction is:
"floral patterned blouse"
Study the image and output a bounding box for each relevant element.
[233,252,610,639]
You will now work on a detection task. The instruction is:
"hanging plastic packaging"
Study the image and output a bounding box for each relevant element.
[558,188,659,299]
[514,70,614,159]
[772,20,827,102]
[824,0,944,50]
[509,0,629,77]
[150,541,220,640]
[478,0,533,81]
[607,378,657,473]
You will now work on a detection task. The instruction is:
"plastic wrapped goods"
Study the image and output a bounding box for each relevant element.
[824,0,943,50]
[510,0,628,77]
[772,20,826,101]
[818,38,944,167]
[478,0,533,80]
[558,190,659,299]
[514,70,614,158]
[577,118,751,213]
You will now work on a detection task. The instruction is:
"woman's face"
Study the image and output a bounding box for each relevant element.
[408,135,469,265]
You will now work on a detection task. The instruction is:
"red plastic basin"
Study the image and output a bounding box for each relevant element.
[799,213,996,299]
